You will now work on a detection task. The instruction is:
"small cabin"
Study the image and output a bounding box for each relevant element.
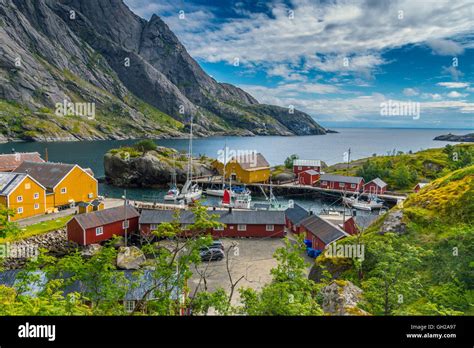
[293,159,321,176]
[413,182,429,193]
[77,199,105,214]
[363,178,388,195]
[298,169,320,186]
[300,214,349,250]
[285,203,310,234]
[319,174,364,192]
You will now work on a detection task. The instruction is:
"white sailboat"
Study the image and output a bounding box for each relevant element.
[177,115,202,204]
[164,154,180,201]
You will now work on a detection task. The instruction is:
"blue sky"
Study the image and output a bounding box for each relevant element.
[124,0,474,129]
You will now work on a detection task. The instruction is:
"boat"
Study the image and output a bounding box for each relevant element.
[233,191,252,209]
[252,183,288,211]
[177,115,202,203]
[343,193,384,211]
[163,154,180,201]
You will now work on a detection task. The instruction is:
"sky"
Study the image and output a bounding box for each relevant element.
[124,0,474,129]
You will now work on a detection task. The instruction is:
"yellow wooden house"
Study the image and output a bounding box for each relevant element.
[212,153,270,184]
[0,172,46,221]
[14,161,98,212]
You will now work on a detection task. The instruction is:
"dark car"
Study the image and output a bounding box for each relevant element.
[200,247,224,262]
[210,240,225,251]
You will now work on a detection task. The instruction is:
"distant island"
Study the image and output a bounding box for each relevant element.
[434,133,474,142]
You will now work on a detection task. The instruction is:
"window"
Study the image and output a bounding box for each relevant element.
[24,183,31,190]
[60,187,67,194]
[88,193,93,199]
[17,196,23,202]
[34,203,39,210]
[34,193,40,199]
[17,207,23,214]
[150,224,158,230]
[351,184,356,188]
[321,181,327,185]
[124,300,135,313]
[122,220,130,229]
[298,166,302,170]
[237,224,247,231]
[214,225,224,231]
[95,227,103,236]
[266,224,274,231]
[340,183,345,188]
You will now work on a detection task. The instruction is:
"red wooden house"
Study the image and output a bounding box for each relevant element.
[319,174,364,192]
[298,169,320,186]
[413,182,428,193]
[363,177,388,194]
[285,203,310,234]
[67,205,140,245]
[139,208,286,239]
[300,214,348,250]
[293,159,321,176]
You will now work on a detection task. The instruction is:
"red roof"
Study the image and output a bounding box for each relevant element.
[0,152,45,172]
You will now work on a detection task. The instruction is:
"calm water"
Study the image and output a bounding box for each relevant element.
[0,128,470,209]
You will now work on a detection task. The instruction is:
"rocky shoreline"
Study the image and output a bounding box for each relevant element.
[433,133,474,142]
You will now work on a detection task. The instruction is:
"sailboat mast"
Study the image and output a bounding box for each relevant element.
[223,140,227,188]
[187,115,193,182]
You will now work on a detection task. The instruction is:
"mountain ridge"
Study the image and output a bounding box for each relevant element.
[0,0,327,142]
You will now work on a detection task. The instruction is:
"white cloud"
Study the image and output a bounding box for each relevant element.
[437,82,470,88]
[447,91,468,98]
[426,39,465,55]
[403,88,419,97]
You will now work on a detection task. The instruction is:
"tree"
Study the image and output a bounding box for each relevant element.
[0,204,21,239]
[391,164,413,189]
[284,154,298,169]
[237,238,322,315]
[133,139,157,154]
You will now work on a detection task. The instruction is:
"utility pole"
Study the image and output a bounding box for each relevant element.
[346,148,351,174]
[44,147,49,162]
[123,189,128,247]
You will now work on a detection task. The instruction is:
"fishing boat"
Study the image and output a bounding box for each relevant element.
[252,183,288,211]
[343,193,384,211]
[177,115,202,203]
[233,191,252,209]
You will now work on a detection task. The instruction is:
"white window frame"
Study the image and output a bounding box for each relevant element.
[60,187,67,194]
[351,184,356,188]
[122,220,130,229]
[124,300,135,313]
[266,224,274,231]
[340,183,346,188]
[95,226,104,236]
[321,181,327,185]
[17,195,23,202]
[237,224,247,231]
[150,224,158,230]
[24,183,31,190]
[34,192,40,199]
[17,207,23,214]
[88,193,93,199]
[34,203,39,210]
[298,166,302,170]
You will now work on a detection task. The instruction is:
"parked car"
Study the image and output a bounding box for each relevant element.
[200,247,224,262]
[210,240,225,251]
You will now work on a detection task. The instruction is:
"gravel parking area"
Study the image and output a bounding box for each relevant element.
[189,238,286,305]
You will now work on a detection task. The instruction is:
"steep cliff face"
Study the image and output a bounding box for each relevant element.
[0,0,327,141]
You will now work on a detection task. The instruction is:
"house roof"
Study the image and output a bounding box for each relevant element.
[0,152,44,172]
[365,177,387,188]
[301,214,348,245]
[14,161,76,188]
[320,174,364,185]
[232,153,269,170]
[415,182,429,188]
[293,159,321,167]
[0,172,27,196]
[285,203,309,225]
[301,169,320,176]
[71,205,139,230]
[139,209,286,225]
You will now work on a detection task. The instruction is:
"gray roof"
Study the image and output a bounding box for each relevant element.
[366,177,387,188]
[14,161,76,188]
[0,172,28,196]
[301,214,347,245]
[320,174,364,185]
[71,205,140,230]
[139,209,286,225]
[285,203,309,225]
[293,159,321,167]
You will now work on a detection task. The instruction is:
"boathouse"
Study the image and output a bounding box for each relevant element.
[0,152,45,172]
[298,169,320,186]
[300,214,349,250]
[363,177,388,194]
[319,174,364,192]
[284,203,310,234]
[293,159,322,176]
[67,205,139,245]
[139,208,286,238]
[212,153,270,184]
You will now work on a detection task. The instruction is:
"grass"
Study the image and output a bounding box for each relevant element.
[0,215,72,243]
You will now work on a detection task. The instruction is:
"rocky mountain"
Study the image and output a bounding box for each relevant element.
[0,0,327,142]
[433,133,474,142]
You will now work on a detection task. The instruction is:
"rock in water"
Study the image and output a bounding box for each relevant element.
[117,246,146,270]
[321,280,369,315]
